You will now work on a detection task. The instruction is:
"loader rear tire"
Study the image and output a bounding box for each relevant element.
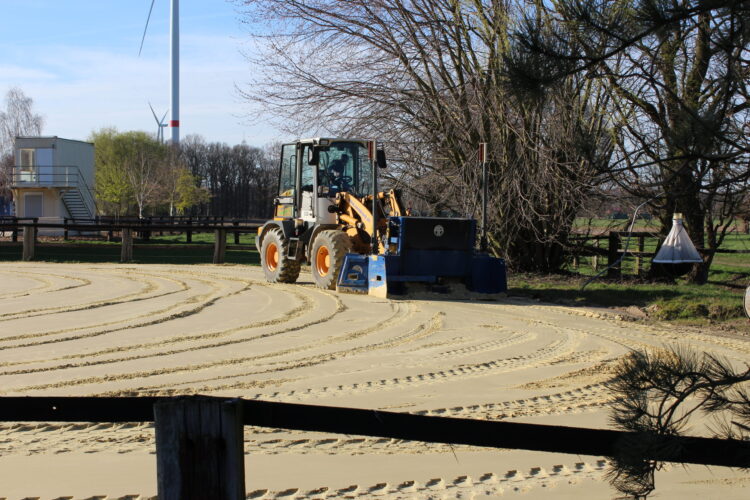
[311,230,352,290]
[260,227,301,283]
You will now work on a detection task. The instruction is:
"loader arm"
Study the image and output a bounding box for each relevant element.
[335,192,391,254]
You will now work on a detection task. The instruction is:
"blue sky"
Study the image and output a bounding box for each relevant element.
[0,0,279,146]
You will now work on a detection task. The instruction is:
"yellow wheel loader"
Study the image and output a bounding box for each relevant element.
[256,138,506,296]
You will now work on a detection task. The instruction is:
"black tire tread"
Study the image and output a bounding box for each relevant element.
[312,230,352,290]
[261,227,301,284]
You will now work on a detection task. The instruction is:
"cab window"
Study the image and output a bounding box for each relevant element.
[317,142,373,197]
[278,144,296,197]
[301,144,314,191]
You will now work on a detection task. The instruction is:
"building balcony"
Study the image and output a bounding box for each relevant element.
[11,165,87,189]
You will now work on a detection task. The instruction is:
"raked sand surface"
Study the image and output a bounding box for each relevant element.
[0,262,748,499]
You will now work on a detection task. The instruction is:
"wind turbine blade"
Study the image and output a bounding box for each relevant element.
[148,101,160,123]
[160,110,169,124]
[138,0,157,57]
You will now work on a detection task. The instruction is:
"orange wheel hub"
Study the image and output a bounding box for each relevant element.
[316,246,331,277]
[265,242,279,271]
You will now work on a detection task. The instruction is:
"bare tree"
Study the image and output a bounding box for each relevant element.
[508,1,750,282]
[125,136,167,219]
[0,87,44,209]
[179,136,279,218]
[0,87,44,156]
[237,0,610,271]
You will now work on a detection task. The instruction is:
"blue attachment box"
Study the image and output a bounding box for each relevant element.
[336,216,507,295]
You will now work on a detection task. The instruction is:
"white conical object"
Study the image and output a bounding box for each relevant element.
[652,214,703,264]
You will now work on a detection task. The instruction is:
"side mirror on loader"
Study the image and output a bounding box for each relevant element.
[308,147,320,166]
[376,149,387,169]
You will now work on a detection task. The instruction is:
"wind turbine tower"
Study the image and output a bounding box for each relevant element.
[140,0,180,146]
[170,0,179,145]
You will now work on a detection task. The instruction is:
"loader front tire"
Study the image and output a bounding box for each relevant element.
[311,230,352,290]
[260,227,300,283]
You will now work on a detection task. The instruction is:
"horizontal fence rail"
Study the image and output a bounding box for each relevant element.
[0,221,264,232]
[1,396,748,469]
[568,231,750,276]
[0,219,264,263]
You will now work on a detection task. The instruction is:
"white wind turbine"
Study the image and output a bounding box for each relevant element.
[149,102,169,143]
[139,0,180,145]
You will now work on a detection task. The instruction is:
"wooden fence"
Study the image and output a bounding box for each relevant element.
[0,218,264,264]
[570,231,750,277]
[2,396,749,499]
[3,219,749,270]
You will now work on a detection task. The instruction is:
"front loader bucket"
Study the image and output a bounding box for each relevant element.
[336,254,369,294]
[336,253,388,297]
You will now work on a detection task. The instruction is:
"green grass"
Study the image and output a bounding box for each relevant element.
[514,233,750,327]
[510,274,746,324]
[147,232,257,246]
[573,217,661,232]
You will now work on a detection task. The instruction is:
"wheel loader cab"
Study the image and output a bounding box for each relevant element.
[308,141,374,201]
[260,138,378,289]
[275,139,374,223]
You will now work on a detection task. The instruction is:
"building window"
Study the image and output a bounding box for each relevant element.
[20,149,35,169]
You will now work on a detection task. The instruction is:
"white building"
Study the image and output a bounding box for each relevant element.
[11,136,96,223]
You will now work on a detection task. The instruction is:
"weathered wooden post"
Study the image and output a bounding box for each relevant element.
[214,229,227,264]
[592,239,599,272]
[154,397,245,500]
[635,235,645,275]
[607,232,622,279]
[63,218,69,241]
[143,217,152,242]
[234,221,240,245]
[22,225,36,261]
[186,217,193,243]
[121,228,133,263]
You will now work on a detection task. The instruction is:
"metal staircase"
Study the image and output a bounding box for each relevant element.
[61,189,93,220]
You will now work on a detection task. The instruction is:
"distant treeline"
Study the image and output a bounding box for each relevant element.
[92,129,279,220]
[180,135,279,219]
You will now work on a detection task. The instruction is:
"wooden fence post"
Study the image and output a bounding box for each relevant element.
[143,218,151,242]
[154,397,245,500]
[635,235,645,275]
[214,229,227,264]
[592,239,599,272]
[63,218,69,241]
[22,225,36,261]
[121,228,133,263]
[607,232,621,279]
[234,221,240,245]
[186,218,192,243]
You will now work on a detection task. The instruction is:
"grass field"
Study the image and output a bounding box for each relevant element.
[513,229,750,328]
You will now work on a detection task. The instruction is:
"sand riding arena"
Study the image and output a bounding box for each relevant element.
[0,262,749,499]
